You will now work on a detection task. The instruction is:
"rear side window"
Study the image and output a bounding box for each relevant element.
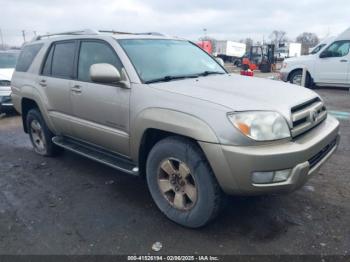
[16,43,43,72]
[51,42,76,78]
[77,41,122,82]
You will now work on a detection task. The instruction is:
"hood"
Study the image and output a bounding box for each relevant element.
[0,68,15,81]
[284,54,315,63]
[150,74,318,123]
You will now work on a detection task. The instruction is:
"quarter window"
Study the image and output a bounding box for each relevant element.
[15,44,43,72]
[51,42,76,78]
[78,41,122,82]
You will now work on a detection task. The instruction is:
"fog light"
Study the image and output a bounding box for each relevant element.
[252,169,291,184]
[252,172,274,184]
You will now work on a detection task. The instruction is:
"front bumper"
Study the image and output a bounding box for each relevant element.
[279,70,289,82]
[0,90,13,109]
[200,116,340,195]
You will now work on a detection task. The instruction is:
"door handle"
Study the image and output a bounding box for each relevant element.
[340,59,348,62]
[71,85,82,93]
[39,79,47,87]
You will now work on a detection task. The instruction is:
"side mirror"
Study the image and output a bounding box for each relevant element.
[215,57,225,67]
[90,63,121,83]
[319,50,332,58]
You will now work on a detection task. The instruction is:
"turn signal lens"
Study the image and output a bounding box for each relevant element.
[237,122,250,135]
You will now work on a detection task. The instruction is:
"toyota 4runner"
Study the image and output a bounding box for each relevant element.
[11,30,340,228]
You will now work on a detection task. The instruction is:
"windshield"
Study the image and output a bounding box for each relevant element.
[118,39,225,83]
[0,52,19,68]
[310,44,326,54]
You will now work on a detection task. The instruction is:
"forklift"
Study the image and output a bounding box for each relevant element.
[241,44,275,73]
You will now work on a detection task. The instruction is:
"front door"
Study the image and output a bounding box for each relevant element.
[315,40,350,84]
[69,40,130,156]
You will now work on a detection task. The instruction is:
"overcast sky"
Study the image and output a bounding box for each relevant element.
[0,0,349,46]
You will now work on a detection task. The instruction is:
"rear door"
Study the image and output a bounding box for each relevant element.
[40,40,77,136]
[69,39,130,156]
[315,40,350,84]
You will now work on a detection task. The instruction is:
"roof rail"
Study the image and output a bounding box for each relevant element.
[32,29,165,41]
[33,29,98,41]
[98,30,164,36]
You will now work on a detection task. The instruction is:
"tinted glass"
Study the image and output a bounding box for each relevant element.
[0,52,19,68]
[51,42,75,78]
[118,39,225,83]
[78,41,122,82]
[324,41,350,57]
[15,44,43,72]
[42,45,54,76]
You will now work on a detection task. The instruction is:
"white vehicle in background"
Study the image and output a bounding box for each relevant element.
[276,43,301,60]
[215,41,246,64]
[280,28,350,88]
[0,50,20,112]
[288,43,302,57]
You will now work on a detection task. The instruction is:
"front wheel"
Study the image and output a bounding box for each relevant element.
[146,137,224,228]
[289,70,312,88]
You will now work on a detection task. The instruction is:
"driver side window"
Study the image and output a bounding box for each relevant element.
[78,41,123,82]
[322,41,350,58]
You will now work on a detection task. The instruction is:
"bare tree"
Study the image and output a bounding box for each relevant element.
[269,30,288,47]
[296,32,319,55]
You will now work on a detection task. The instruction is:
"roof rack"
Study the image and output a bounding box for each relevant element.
[32,29,164,41]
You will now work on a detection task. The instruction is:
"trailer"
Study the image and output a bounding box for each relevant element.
[215,41,246,63]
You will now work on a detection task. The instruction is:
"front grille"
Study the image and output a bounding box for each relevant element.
[308,138,337,169]
[290,97,327,137]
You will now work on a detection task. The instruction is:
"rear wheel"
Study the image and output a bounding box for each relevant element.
[26,109,61,156]
[146,137,224,228]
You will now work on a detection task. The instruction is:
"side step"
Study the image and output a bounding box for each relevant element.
[52,136,139,176]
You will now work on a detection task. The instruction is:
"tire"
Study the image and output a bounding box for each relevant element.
[26,108,62,156]
[289,69,312,88]
[146,136,224,228]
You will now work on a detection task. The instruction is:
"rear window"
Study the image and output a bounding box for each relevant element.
[15,44,43,72]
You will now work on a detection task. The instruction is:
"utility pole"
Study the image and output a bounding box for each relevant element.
[203,28,207,39]
[22,30,26,43]
[0,28,4,50]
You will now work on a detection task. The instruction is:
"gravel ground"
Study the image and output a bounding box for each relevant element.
[0,88,349,255]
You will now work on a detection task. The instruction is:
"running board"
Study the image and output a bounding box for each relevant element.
[52,136,139,176]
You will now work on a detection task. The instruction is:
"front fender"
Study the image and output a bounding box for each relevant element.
[130,108,219,161]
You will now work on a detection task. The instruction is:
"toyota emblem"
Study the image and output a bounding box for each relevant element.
[310,110,318,122]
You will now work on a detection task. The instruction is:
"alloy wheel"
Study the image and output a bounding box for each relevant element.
[157,158,197,211]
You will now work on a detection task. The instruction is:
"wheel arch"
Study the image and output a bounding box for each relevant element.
[19,86,56,134]
[287,68,314,83]
[131,108,220,175]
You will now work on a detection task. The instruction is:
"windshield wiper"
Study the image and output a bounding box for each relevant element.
[197,71,225,76]
[145,74,199,84]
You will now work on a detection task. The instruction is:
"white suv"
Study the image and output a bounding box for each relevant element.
[280,28,350,88]
[0,50,19,112]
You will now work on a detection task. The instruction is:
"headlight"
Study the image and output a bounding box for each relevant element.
[228,111,291,141]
